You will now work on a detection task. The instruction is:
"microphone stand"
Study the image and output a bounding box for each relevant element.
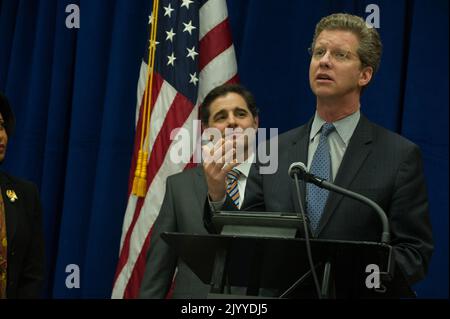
[282,163,392,298]
[300,169,392,296]
[280,173,323,299]
[307,176,390,244]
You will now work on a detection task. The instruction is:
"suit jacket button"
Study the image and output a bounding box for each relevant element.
[10,250,15,256]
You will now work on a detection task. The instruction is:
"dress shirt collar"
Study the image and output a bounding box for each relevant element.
[234,153,254,178]
[310,109,361,146]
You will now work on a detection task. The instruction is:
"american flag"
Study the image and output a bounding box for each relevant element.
[111,0,238,298]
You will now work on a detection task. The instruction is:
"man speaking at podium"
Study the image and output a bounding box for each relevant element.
[207,13,433,297]
[284,13,433,291]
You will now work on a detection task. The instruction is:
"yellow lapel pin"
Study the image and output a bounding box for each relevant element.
[6,190,18,203]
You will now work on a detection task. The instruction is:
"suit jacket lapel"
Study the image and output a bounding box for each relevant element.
[0,172,18,247]
[316,114,374,235]
[241,164,262,210]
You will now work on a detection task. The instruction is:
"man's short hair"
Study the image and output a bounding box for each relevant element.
[0,92,16,136]
[311,13,383,75]
[200,83,259,126]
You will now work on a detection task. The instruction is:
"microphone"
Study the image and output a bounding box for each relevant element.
[289,162,390,244]
[288,162,308,179]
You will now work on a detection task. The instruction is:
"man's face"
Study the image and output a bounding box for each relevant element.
[0,113,8,162]
[207,92,258,133]
[309,29,372,99]
[205,92,259,161]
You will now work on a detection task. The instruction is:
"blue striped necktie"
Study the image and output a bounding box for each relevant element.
[226,168,241,208]
[306,122,335,234]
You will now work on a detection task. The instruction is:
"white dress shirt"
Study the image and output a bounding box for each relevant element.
[209,153,255,211]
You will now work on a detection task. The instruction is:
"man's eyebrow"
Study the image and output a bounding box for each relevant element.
[212,109,226,118]
[213,109,226,115]
[212,106,248,117]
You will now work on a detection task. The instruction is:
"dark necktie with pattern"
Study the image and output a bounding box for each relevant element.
[306,123,335,234]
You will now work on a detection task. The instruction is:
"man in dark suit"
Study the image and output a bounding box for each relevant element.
[205,14,433,298]
[139,84,260,298]
[0,92,45,298]
[142,13,433,298]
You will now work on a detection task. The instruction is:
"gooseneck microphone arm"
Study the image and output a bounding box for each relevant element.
[289,162,390,244]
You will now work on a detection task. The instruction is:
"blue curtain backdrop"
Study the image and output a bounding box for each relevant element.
[0,0,447,298]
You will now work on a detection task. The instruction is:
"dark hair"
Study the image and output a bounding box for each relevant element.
[200,83,259,125]
[0,92,16,136]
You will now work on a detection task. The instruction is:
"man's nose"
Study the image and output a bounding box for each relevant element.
[226,114,237,127]
[319,52,332,68]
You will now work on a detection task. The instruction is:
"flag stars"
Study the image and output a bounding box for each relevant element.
[189,72,199,86]
[186,46,198,61]
[183,20,197,35]
[167,53,177,66]
[163,4,174,18]
[148,13,153,25]
[166,28,176,42]
[181,0,194,9]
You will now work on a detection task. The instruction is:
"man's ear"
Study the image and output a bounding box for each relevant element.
[359,66,373,87]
